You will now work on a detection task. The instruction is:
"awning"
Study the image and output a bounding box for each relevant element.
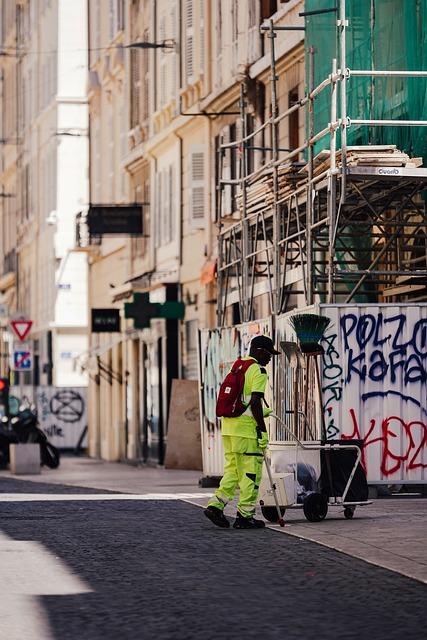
[200,259,217,285]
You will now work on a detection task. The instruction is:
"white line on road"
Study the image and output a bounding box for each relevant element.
[0,492,207,501]
[0,531,92,640]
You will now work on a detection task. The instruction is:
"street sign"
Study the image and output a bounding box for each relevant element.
[10,319,33,341]
[124,293,185,329]
[91,308,121,333]
[13,348,33,371]
[87,205,144,236]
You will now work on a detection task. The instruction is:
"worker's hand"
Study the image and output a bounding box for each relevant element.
[263,406,273,418]
[257,431,269,451]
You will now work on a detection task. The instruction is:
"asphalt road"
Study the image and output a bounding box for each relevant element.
[0,480,425,640]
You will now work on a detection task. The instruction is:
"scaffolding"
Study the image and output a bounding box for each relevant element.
[216,0,427,327]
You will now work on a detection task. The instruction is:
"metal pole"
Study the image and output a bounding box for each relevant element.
[268,19,280,316]
[216,136,224,327]
[240,83,249,321]
[327,58,338,303]
[306,46,315,306]
[338,0,347,202]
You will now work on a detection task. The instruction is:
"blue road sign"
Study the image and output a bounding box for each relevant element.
[13,350,33,371]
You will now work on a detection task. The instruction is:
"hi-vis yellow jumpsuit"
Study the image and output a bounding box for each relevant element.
[207,356,271,518]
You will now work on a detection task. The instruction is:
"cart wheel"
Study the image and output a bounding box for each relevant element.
[261,506,286,523]
[303,492,328,522]
[344,507,355,520]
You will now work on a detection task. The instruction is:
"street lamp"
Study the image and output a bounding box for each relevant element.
[124,39,175,51]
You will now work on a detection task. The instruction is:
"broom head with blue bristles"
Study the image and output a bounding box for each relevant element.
[288,313,331,354]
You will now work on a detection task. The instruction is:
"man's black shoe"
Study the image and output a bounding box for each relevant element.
[233,513,266,529]
[204,506,230,528]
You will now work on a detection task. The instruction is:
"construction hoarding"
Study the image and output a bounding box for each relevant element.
[316,304,427,485]
[200,304,427,484]
[10,386,88,450]
[199,319,273,478]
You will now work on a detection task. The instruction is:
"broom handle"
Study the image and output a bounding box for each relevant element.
[303,354,311,436]
[263,449,285,527]
[314,356,336,500]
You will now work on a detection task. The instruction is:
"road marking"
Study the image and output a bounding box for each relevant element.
[0,492,207,502]
[0,531,92,640]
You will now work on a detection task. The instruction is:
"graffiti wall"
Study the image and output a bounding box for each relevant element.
[320,304,427,484]
[10,386,88,449]
[199,304,426,484]
[199,319,273,477]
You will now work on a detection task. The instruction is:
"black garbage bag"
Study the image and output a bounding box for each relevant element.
[319,439,368,502]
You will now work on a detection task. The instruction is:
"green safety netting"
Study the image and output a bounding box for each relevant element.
[305,0,427,159]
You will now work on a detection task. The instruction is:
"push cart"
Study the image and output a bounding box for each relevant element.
[259,414,371,523]
[259,326,371,523]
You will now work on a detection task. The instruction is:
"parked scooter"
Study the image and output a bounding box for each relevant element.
[0,402,60,470]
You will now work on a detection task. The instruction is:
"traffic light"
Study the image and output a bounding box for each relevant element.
[0,377,9,418]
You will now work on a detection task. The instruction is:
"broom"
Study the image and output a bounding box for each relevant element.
[288,313,331,354]
[288,313,335,495]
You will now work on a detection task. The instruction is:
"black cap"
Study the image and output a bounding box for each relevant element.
[250,335,281,355]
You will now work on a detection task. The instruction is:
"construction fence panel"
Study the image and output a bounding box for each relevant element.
[200,304,426,484]
[198,319,273,478]
[10,385,88,449]
[318,303,427,484]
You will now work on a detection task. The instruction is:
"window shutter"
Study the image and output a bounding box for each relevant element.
[221,127,232,215]
[185,0,194,82]
[130,48,141,128]
[215,2,222,88]
[159,15,167,106]
[109,0,114,39]
[232,0,239,69]
[155,172,161,248]
[199,0,205,74]
[163,170,169,243]
[170,4,178,98]
[169,165,175,241]
[142,30,149,121]
[189,146,206,229]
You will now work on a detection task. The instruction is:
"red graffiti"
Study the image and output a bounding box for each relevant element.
[343,409,427,478]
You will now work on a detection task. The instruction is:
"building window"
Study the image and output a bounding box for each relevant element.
[261,0,278,20]
[288,87,299,151]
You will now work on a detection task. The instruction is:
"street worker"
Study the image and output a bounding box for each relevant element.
[204,335,281,529]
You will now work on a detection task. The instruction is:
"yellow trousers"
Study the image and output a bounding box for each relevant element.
[208,435,263,518]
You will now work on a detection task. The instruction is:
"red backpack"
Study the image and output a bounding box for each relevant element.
[216,358,256,418]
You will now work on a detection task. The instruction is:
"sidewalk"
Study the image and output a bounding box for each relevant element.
[1,456,426,585]
[0,455,209,495]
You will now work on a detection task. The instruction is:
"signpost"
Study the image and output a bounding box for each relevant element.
[10,318,33,341]
[91,308,121,333]
[87,204,144,236]
[124,293,185,329]
[13,347,33,371]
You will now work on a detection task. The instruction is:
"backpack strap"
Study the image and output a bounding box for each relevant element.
[233,358,258,412]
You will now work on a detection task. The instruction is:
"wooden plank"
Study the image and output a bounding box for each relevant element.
[164,379,202,470]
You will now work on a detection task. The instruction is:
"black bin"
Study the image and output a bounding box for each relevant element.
[319,439,368,502]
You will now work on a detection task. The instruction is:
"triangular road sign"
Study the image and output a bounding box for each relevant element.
[10,319,33,341]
